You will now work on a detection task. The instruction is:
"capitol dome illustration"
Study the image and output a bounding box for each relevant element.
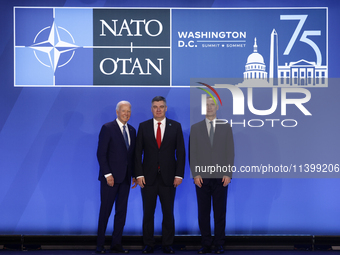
[244,38,267,80]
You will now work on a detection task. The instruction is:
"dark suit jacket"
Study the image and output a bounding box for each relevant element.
[97,120,136,183]
[134,118,185,186]
[190,119,234,180]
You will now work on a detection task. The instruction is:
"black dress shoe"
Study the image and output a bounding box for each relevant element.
[96,246,106,254]
[142,245,154,254]
[163,245,175,254]
[214,245,224,254]
[198,246,211,254]
[110,244,129,253]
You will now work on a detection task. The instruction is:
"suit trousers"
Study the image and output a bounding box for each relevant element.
[141,172,176,246]
[196,179,228,246]
[97,176,130,247]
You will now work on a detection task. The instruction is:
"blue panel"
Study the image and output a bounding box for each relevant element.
[1,0,340,236]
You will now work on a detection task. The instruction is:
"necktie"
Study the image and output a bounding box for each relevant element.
[123,125,129,149]
[209,121,214,146]
[156,122,161,148]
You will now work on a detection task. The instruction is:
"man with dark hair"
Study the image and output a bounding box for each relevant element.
[135,96,186,254]
[190,96,234,254]
[96,101,137,254]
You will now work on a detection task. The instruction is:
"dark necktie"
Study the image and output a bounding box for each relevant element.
[156,122,161,148]
[209,121,214,146]
[123,125,129,149]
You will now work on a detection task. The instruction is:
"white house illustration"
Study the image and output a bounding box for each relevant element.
[277,59,327,86]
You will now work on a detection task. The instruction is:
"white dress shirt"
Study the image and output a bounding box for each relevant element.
[153,118,166,142]
[205,117,216,137]
[117,118,130,146]
[137,117,182,180]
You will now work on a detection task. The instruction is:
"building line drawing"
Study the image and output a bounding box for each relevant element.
[240,29,327,88]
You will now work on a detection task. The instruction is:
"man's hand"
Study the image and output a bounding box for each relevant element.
[137,177,146,188]
[194,175,203,188]
[131,178,137,189]
[106,175,114,187]
[173,177,182,188]
[222,176,231,187]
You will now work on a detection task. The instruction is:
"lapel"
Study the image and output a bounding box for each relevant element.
[127,124,134,140]
[147,119,159,148]
[213,119,227,143]
[127,123,135,151]
[162,118,171,147]
[113,120,128,149]
[199,119,212,147]
[152,118,170,149]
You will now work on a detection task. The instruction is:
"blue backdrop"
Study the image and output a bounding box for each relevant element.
[1,0,340,236]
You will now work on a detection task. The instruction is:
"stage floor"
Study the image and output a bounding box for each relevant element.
[1,249,340,255]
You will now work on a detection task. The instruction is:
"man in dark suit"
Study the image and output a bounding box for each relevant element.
[96,101,137,254]
[135,96,185,254]
[190,97,234,254]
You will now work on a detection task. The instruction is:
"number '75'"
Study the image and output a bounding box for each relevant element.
[280,15,322,66]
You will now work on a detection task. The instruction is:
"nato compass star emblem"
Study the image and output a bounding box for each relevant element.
[30,21,79,73]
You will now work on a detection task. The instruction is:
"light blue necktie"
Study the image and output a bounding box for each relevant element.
[123,125,129,149]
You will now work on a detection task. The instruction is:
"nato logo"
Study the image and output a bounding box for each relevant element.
[14,8,93,86]
[14,7,171,86]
